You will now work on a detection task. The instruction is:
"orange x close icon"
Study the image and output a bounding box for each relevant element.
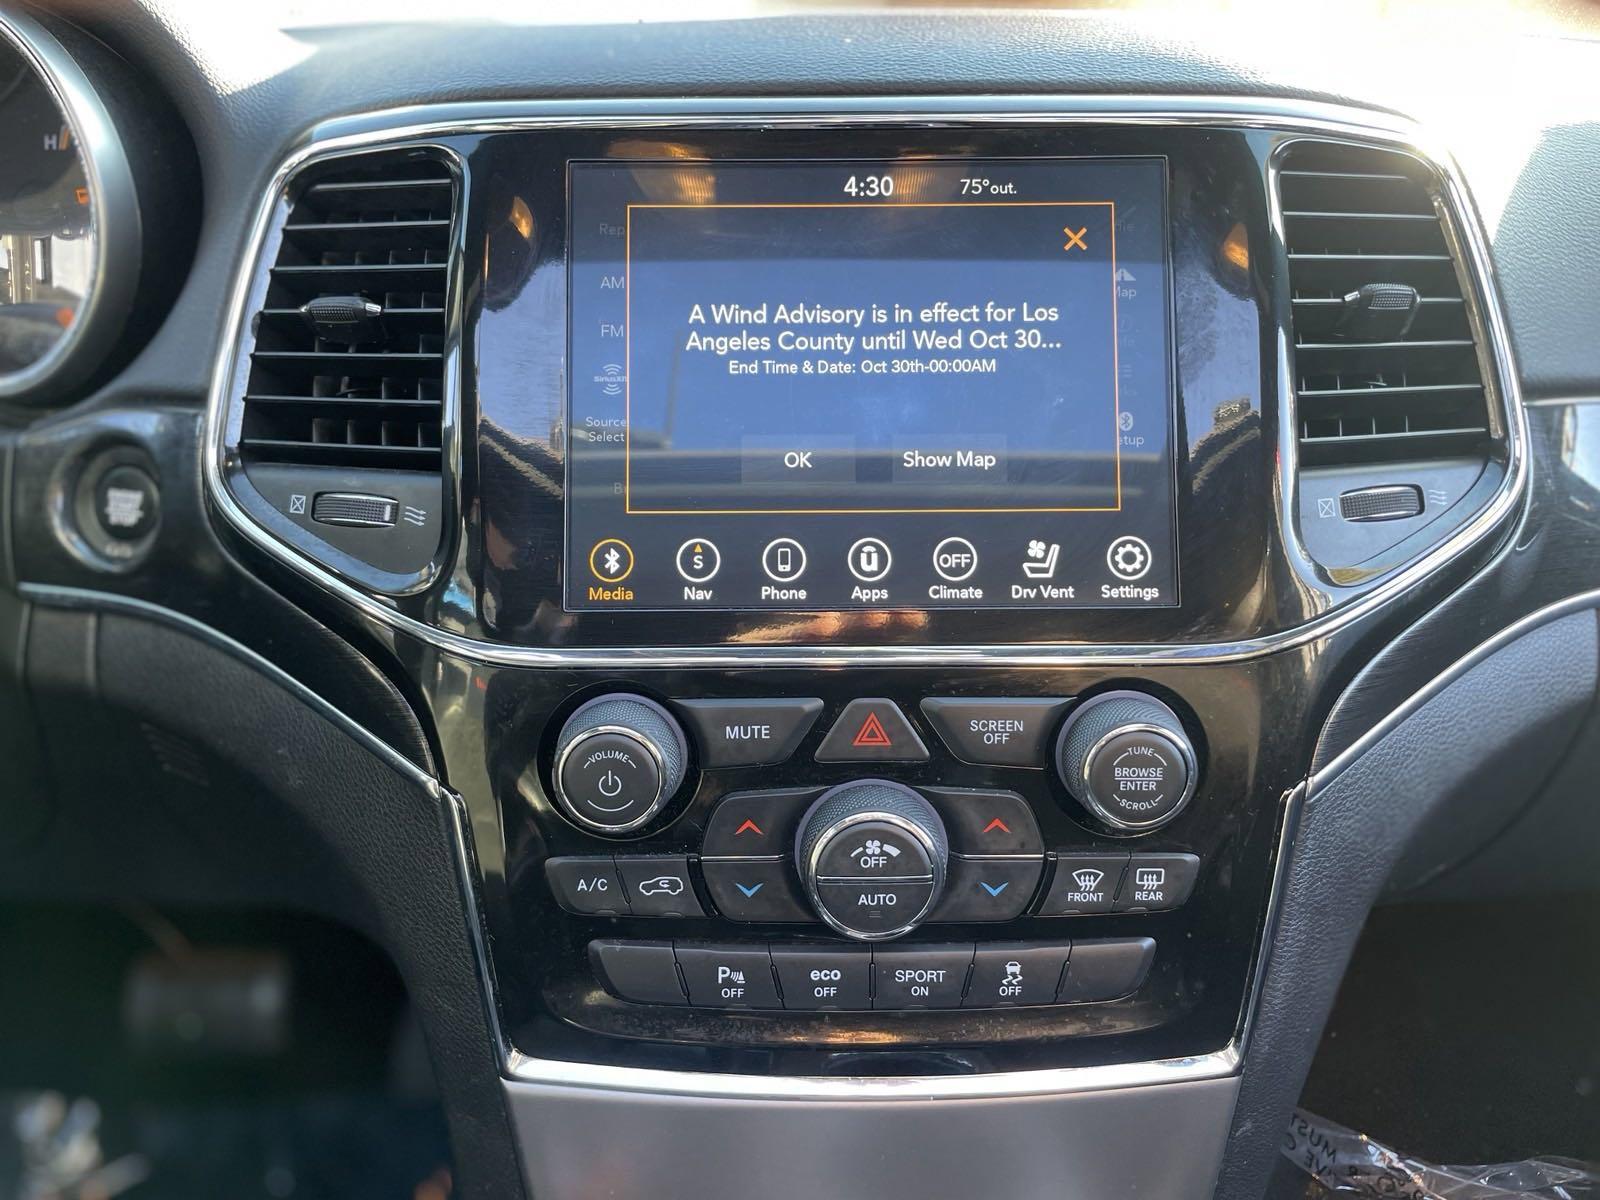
[1062,226,1088,251]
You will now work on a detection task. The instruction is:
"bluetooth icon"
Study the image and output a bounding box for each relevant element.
[588,537,635,585]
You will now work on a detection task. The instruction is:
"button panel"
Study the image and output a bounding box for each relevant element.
[590,939,1153,1010]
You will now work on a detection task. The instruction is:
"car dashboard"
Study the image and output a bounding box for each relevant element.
[1,5,1598,1199]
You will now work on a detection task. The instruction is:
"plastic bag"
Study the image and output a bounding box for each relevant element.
[1283,1109,1600,1199]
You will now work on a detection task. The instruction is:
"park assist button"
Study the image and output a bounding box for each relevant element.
[770,946,871,1010]
[920,697,1072,768]
[815,699,929,763]
[674,944,782,1008]
[674,698,823,768]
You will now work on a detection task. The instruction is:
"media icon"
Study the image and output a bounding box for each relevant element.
[762,537,807,583]
[675,538,721,583]
[1022,540,1060,579]
[588,537,635,583]
[847,537,893,583]
[1106,535,1153,582]
[932,536,978,582]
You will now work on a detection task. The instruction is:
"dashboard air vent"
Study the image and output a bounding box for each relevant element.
[1281,142,1490,467]
[240,152,454,471]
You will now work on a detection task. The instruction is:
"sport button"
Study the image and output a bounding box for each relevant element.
[872,944,973,1009]
[814,699,929,763]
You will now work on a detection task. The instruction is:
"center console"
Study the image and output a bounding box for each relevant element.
[203,96,1523,1195]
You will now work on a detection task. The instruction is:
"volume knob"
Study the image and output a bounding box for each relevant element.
[551,694,688,834]
[1055,692,1198,832]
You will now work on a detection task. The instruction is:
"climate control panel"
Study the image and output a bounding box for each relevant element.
[528,685,1210,1039]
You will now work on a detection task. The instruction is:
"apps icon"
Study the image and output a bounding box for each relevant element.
[847,537,892,583]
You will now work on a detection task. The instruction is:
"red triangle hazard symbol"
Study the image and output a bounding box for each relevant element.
[852,711,893,748]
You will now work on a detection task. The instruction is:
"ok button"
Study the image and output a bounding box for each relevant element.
[558,730,662,827]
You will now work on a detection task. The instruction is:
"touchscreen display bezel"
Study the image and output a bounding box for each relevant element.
[464,119,1282,650]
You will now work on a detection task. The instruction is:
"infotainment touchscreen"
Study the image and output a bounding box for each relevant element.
[565,157,1176,612]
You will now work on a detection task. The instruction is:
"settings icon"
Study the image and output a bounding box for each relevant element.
[1106,535,1153,582]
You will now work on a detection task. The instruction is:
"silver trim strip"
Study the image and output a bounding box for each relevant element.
[0,10,142,403]
[505,1043,1243,1101]
[203,95,1528,668]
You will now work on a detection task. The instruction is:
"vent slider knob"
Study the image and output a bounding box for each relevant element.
[299,295,385,345]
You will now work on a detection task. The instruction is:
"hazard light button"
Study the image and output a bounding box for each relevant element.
[814,699,929,763]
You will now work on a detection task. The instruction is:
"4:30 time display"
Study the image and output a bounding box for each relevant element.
[842,173,894,198]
